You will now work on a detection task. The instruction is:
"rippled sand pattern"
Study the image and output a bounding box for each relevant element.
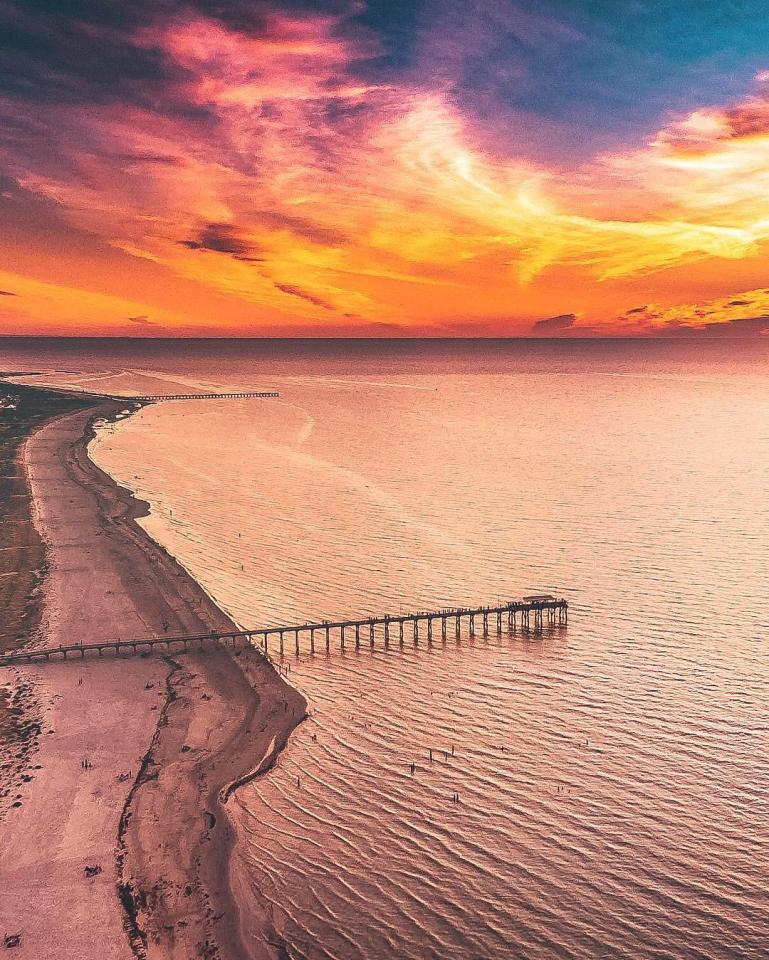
[13,341,769,959]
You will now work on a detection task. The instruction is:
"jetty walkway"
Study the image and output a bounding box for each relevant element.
[128,392,280,402]
[0,598,567,666]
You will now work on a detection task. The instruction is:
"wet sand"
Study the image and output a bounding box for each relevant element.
[0,392,306,959]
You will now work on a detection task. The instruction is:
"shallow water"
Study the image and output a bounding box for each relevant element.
[4,339,769,958]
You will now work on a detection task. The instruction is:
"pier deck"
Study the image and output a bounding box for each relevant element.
[127,392,280,401]
[0,598,567,666]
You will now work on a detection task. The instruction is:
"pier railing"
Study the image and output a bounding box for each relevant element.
[0,598,567,667]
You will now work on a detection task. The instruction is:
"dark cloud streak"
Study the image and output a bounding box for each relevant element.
[532,312,576,332]
[274,282,336,311]
[179,222,256,257]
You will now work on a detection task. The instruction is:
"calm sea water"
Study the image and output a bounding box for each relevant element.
[3,339,769,959]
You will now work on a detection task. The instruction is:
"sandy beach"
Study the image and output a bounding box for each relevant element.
[0,389,306,959]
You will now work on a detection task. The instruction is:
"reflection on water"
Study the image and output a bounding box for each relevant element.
[4,340,769,958]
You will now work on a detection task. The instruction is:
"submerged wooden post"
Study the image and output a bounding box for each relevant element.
[441,616,447,641]
[279,630,285,656]
[355,623,361,649]
[414,618,419,642]
[325,625,330,653]
[427,618,433,643]
[295,629,300,656]
[369,622,375,647]
[310,628,315,654]
[455,615,461,639]
[496,611,502,633]
[399,620,404,644]
[384,619,390,648]
[469,614,475,636]
[341,625,345,650]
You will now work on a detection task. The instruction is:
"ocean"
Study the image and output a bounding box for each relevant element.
[3,338,768,959]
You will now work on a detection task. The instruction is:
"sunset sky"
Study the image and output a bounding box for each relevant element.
[2,1,769,337]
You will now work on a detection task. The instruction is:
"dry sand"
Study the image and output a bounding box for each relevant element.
[0,398,306,959]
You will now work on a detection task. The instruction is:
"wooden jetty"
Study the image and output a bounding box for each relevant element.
[127,392,280,402]
[0,377,279,405]
[0,598,567,667]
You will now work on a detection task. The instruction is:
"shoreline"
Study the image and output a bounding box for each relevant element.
[0,386,307,959]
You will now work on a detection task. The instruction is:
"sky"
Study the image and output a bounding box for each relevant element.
[2,0,769,337]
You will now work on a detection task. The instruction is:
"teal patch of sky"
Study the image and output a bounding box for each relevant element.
[357,0,769,161]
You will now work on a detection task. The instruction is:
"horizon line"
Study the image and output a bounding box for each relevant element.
[0,334,765,343]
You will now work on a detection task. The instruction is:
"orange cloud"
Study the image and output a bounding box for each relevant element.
[613,287,769,335]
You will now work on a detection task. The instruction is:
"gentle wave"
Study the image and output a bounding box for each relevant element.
[68,348,769,959]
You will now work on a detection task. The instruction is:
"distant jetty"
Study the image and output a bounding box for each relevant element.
[129,391,280,401]
[0,375,280,404]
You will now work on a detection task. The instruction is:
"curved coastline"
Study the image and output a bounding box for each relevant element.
[0,386,307,960]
